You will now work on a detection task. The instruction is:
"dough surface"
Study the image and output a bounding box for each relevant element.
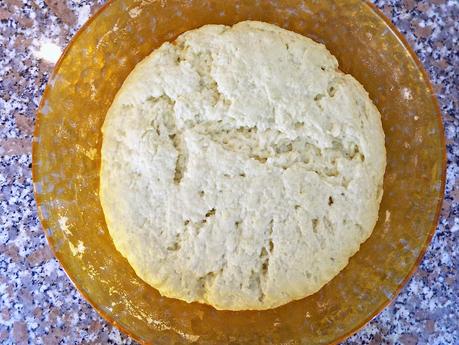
[100,21,386,311]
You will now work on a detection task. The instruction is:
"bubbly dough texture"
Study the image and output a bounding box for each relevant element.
[100,21,386,310]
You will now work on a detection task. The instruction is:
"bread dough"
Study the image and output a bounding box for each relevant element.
[100,21,386,310]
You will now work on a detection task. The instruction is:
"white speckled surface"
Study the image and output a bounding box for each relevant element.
[0,0,458,344]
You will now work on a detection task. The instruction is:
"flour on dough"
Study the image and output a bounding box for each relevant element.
[100,21,386,311]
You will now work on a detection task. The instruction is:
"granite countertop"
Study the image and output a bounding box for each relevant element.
[0,0,458,344]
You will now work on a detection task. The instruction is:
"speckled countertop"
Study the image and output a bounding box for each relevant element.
[0,0,457,344]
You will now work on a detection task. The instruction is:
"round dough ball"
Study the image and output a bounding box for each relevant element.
[100,21,386,311]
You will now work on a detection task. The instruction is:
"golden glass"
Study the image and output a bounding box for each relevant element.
[33,0,446,344]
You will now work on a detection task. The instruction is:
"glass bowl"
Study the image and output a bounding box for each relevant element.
[32,0,445,344]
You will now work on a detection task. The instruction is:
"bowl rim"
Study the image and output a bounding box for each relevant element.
[32,0,447,344]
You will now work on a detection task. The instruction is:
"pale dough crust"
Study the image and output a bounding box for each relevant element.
[100,21,386,310]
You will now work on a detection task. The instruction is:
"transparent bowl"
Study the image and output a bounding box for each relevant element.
[33,0,445,344]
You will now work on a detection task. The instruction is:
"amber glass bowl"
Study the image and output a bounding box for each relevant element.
[33,0,445,344]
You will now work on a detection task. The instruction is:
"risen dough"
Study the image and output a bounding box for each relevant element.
[100,21,386,310]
